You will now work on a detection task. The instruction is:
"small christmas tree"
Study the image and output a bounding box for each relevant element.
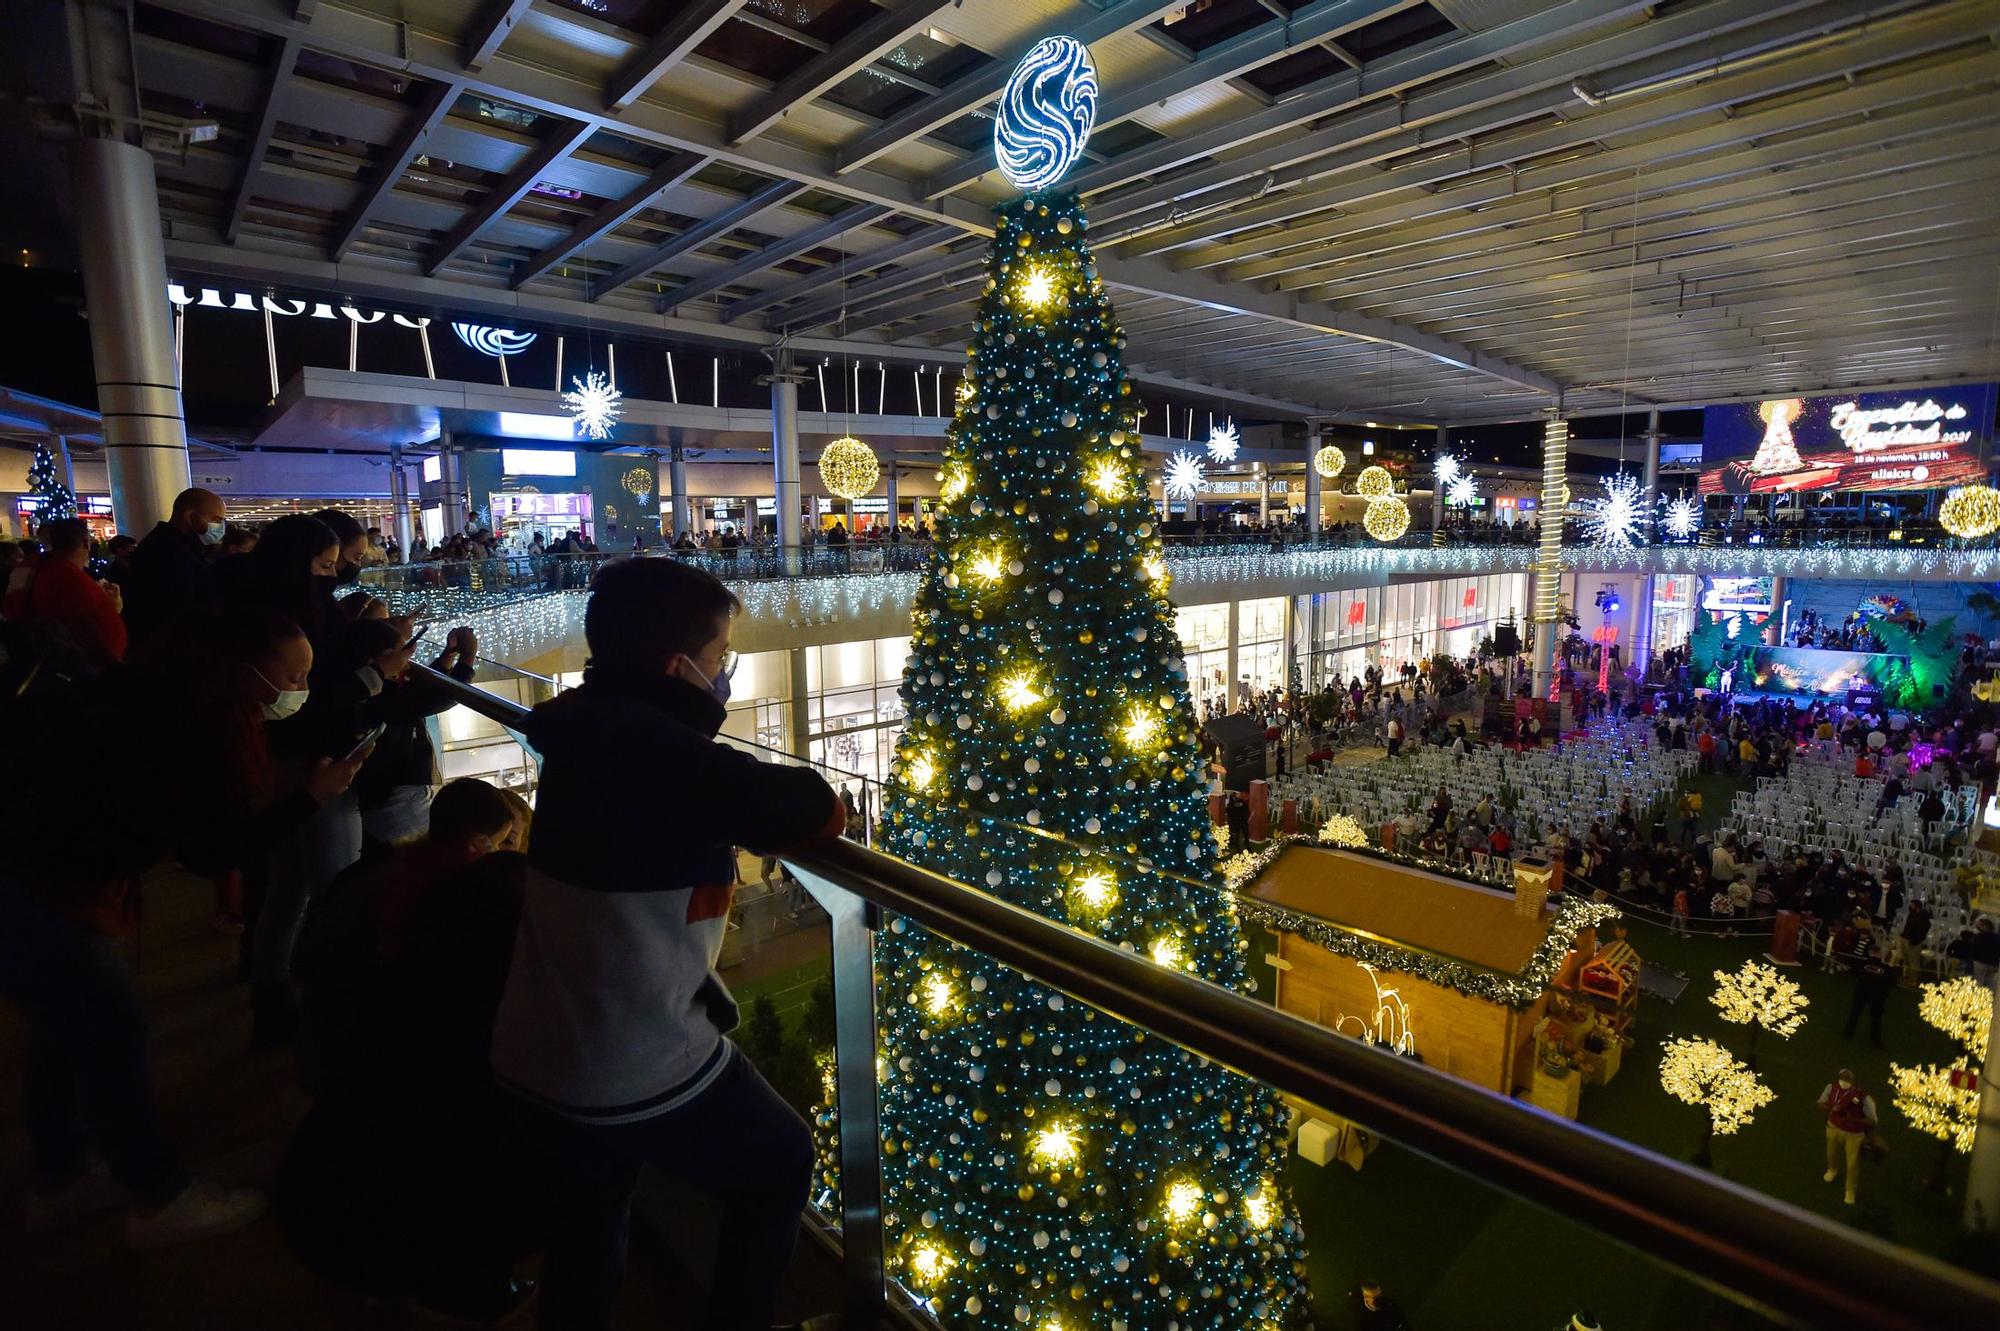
[1658,1036,1773,1168]
[1748,398,1805,475]
[1709,960,1808,1068]
[27,441,78,526]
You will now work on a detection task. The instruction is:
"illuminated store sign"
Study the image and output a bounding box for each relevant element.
[168,283,430,327]
[1700,384,1995,495]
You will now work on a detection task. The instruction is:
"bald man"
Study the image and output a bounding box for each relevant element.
[125,487,226,646]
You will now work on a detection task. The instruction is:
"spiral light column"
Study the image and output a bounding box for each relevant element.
[1532,406,1567,700]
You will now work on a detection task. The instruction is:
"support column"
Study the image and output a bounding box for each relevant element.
[1432,424,1448,543]
[1632,408,1663,678]
[668,441,691,538]
[1304,431,1323,535]
[1532,407,1568,700]
[770,365,803,573]
[787,645,813,761]
[73,136,190,534]
[388,444,414,555]
[1768,576,1789,647]
[1966,967,2000,1231]
[885,461,900,530]
[1226,599,1241,713]
[1257,462,1269,526]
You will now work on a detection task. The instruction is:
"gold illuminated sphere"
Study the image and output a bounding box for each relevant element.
[1940,484,2000,539]
[621,466,654,498]
[1312,445,1346,479]
[819,436,881,501]
[1362,495,1411,542]
[1354,464,1393,498]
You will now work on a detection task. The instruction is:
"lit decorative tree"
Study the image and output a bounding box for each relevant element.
[873,165,1307,1331]
[1709,960,1809,1068]
[1658,1036,1773,1168]
[1891,977,1991,1167]
[27,441,78,526]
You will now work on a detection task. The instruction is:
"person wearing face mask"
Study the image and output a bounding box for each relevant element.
[282,778,540,1320]
[0,609,362,1250]
[311,508,369,586]
[124,487,226,651]
[493,557,846,1331]
[19,518,127,671]
[221,513,344,649]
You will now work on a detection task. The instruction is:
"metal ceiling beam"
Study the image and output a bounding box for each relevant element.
[778,244,984,328]
[222,31,300,244]
[461,0,535,72]
[921,0,1420,198]
[729,0,955,145]
[831,0,1191,176]
[592,177,807,300]
[329,77,463,260]
[725,222,955,322]
[1123,0,1973,257]
[658,202,891,313]
[605,0,747,113]
[1223,107,1999,284]
[427,118,595,275]
[511,148,710,290]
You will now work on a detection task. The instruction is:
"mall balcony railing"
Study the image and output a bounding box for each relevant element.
[424,667,2000,1331]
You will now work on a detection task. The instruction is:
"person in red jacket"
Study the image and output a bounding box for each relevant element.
[23,518,127,669]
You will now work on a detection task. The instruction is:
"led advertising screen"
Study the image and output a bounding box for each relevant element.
[1699,384,1995,495]
[1745,647,1909,699]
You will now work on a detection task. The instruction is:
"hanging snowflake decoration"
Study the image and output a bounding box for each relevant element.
[1579,472,1643,548]
[563,371,622,440]
[1164,450,1206,501]
[1663,491,1702,540]
[1433,453,1461,487]
[1446,471,1478,508]
[1204,420,1240,464]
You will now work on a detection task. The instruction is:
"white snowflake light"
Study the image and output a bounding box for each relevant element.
[1205,421,1240,464]
[1580,472,1643,549]
[563,370,622,440]
[1433,453,1461,486]
[1164,450,1206,502]
[1446,472,1477,508]
[1663,492,1701,540]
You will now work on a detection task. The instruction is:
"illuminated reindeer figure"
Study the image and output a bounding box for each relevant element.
[1336,962,1417,1057]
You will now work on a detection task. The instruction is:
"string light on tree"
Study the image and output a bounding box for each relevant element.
[1580,472,1644,549]
[1891,976,1990,1158]
[1205,420,1241,464]
[819,436,881,501]
[1164,449,1207,502]
[1363,495,1412,543]
[1939,484,2000,539]
[1663,491,1702,540]
[563,371,622,440]
[1658,1035,1773,1166]
[1312,445,1346,480]
[1709,960,1808,1066]
[1016,265,1058,311]
[1354,464,1393,498]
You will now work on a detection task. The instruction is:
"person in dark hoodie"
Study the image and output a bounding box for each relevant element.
[492,558,844,1331]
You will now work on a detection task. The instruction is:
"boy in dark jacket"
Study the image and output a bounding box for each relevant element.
[492,559,843,1331]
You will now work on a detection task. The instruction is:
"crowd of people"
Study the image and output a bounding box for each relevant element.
[1785,607,1897,653]
[0,490,849,1330]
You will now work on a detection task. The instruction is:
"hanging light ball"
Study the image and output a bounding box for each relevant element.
[1940,484,2000,539]
[621,466,655,502]
[819,436,881,501]
[1354,464,1394,498]
[1312,445,1346,479]
[1363,495,1411,542]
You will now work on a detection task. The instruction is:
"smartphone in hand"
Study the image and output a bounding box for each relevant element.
[344,723,388,764]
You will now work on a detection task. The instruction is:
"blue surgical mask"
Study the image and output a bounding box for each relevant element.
[681,657,731,705]
[199,520,226,546]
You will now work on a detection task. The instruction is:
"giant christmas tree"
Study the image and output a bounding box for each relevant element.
[865,48,1308,1328]
[28,441,78,525]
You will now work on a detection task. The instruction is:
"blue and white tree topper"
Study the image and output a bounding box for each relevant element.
[994,36,1099,193]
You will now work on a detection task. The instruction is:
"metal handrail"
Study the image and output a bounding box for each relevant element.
[410,667,2000,1331]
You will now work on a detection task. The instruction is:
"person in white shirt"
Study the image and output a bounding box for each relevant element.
[1710,835,1740,885]
[1978,728,1998,757]
[1866,726,1887,752]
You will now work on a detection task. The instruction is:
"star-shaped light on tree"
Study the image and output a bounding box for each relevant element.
[1164,450,1206,501]
[563,370,622,440]
[1580,471,1643,548]
[1446,471,1478,508]
[1663,492,1701,540]
[1205,421,1240,464]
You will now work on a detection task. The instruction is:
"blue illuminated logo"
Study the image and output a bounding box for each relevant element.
[451,323,537,357]
[994,36,1098,193]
